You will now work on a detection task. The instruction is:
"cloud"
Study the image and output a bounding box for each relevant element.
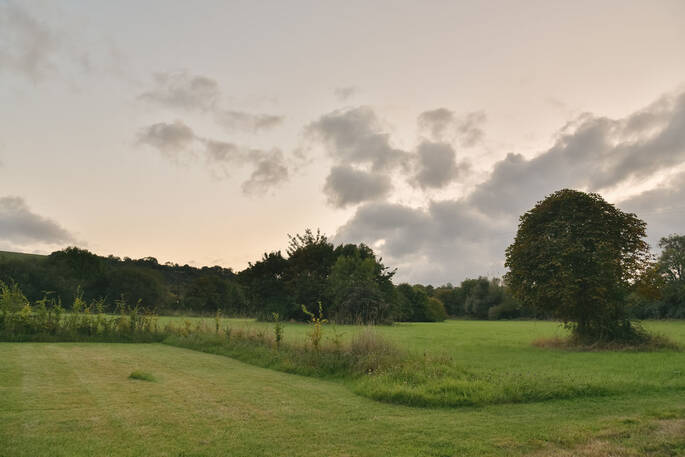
[309,106,478,208]
[0,196,75,246]
[139,72,220,111]
[413,141,467,189]
[468,91,685,217]
[137,121,197,159]
[619,170,685,248]
[204,139,243,163]
[214,110,284,133]
[306,106,410,172]
[334,86,358,101]
[0,2,59,81]
[241,150,289,196]
[418,108,486,146]
[335,200,507,284]
[457,111,486,147]
[137,121,289,195]
[139,71,284,133]
[335,88,685,284]
[324,166,393,208]
[418,108,454,141]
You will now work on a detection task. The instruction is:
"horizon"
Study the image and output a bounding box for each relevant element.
[1,0,684,285]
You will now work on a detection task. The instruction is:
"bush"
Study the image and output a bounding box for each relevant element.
[425,297,447,322]
[129,370,157,382]
[487,300,520,320]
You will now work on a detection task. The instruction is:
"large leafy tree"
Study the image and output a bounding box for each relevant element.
[328,246,395,324]
[239,251,292,319]
[505,189,650,342]
[656,234,685,318]
[658,234,685,281]
[284,229,337,319]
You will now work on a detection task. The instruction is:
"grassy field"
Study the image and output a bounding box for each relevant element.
[1,320,683,456]
[159,318,685,406]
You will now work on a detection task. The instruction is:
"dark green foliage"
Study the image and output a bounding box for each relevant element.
[128,370,157,382]
[0,247,244,315]
[658,234,685,282]
[284,229,337,320]
[239,251,293,320]
[105,266,168,310]
[239,230,398,323]
[629,234,685,319]
[183,274,246,314]
[328,249,394,324]
[425,297,448,322]
[425,278,527,320]
[505,189,651,342]
[433,285,464,316]
[395,284,446,322]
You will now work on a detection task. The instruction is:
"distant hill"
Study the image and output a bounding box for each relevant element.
[0,250,46,261]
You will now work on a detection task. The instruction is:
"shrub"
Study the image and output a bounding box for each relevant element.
[425,297,447,322]
[128,370,157,382]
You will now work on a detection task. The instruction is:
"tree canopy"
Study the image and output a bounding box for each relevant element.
[504,189,650,342]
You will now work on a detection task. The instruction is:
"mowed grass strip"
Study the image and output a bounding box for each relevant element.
[0,342,684,457]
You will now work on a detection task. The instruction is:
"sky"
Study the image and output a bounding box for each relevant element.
[1,0,684,284]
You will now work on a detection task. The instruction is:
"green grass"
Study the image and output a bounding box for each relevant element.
[0,341,683,457]
[159,318,684,407]
[128,370,157,382]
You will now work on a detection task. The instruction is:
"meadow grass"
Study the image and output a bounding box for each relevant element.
[159,318,684,407]
[0,341,682,457]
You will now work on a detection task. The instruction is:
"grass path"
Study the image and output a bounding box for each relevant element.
[1,342,683,457]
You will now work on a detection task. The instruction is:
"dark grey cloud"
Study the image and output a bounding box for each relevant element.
[335,89,685,284]
[214,110,284,133]
[0,2,59,81]
[0,196,75,246]
[137,121,196,159]
[418,108,486,146]
[619,170,685,249]
[140,71,284,133]
[309,106,478,208]
[137,121,288,195]
[324,165,392,208]
[335,200,507,283]
[139,72,220,111]
[468,91,685,218]
[334,86,358,102]
[413,141,467,189]
[241,150,289,196]
[418,108,454,141]
[204,139,243,163]
[306,106,410,172]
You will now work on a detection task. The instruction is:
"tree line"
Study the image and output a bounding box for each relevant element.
[0,227,683,324]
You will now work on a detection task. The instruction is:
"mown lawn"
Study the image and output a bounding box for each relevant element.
[0,342,683,457]
[1,320,683,456]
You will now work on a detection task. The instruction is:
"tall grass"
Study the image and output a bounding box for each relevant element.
[162,319,403,379]
[0,282,163,342]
